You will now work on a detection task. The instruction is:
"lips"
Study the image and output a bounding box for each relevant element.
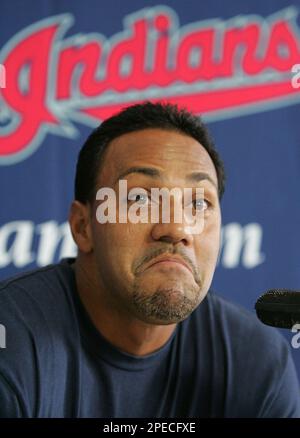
[145,255,193,274]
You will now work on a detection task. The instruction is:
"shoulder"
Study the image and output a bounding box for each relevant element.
[0,258,76,323]
[193,291,300,417]
[0,258,75,300]
[0,258,76,342]
[203,291,288,351]
[0,259,78,416]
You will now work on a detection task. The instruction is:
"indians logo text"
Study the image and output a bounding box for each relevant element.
[0,6,300,164]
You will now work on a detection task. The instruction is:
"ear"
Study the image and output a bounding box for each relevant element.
[69,201,93,253]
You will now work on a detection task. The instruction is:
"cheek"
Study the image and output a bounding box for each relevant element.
[93,222,148,271]
[195,219,221,264]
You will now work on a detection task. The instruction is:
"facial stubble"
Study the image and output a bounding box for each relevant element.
[131,273,203,324]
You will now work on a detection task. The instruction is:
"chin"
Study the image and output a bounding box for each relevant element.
[131,283,202,325]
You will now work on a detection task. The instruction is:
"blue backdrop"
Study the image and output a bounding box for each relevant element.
[1,0,300,382]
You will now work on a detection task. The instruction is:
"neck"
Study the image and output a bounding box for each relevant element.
[73,257,176,356]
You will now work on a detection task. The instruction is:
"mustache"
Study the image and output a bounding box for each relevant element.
[133,245,200,283]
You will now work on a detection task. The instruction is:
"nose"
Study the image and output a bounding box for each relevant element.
[151,221,194,246]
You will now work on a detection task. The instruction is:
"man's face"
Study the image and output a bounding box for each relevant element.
[89,128,221,325]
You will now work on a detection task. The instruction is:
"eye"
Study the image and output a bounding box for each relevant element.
[192,198,209,211]
[127,191,149,205]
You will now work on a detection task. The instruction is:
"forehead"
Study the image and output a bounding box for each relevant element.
[98,128,218,186]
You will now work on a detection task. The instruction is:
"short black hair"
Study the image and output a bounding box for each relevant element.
[75,101,225,203]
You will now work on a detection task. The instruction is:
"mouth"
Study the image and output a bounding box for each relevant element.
[145,255,193,275]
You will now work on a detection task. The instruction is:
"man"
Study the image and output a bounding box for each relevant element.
[0,102,299,418]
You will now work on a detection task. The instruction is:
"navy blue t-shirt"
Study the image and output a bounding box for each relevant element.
[0,258,299,418]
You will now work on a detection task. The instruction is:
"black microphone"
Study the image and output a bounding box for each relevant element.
[255,289,300,329]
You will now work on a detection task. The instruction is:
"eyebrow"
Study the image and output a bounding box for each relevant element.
[117,166,161,181]
[115,166,218,190]
[185,171,218,189]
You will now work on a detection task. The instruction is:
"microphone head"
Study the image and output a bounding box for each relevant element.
[255,289,300,329]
